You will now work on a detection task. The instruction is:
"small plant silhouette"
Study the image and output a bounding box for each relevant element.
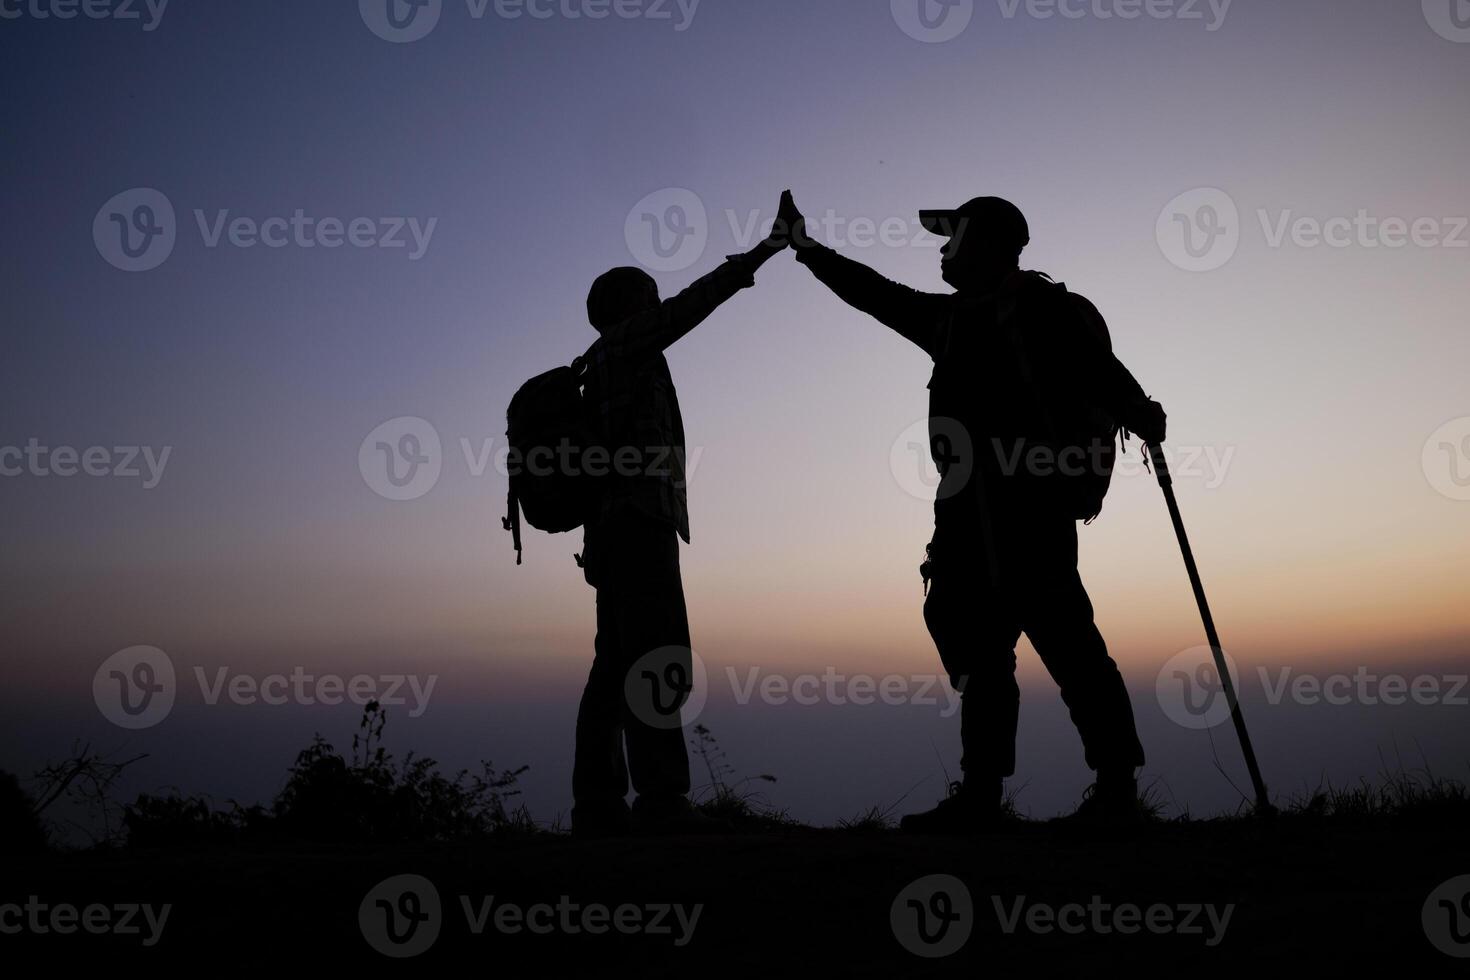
[272,700,532,842]
[29,743,148,847]
[117,702,533,846]
[688,724,792,829]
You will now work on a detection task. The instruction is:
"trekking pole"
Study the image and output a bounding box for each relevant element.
[1146,442,1272,814]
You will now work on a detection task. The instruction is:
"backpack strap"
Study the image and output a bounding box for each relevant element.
[502,488,523,565]
[572,339,601,378]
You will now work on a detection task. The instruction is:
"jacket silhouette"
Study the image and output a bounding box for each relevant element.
[786,192,1164,828]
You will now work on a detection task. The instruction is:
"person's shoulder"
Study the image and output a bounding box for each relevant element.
[1056,287,1112,349]
[1019,272,1098,318]
[1067,292,1105,330]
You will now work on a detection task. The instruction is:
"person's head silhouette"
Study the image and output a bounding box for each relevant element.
[587,266,660,333]
[920,196,1030,294]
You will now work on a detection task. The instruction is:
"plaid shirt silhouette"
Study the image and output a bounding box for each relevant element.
[584,256,756,542]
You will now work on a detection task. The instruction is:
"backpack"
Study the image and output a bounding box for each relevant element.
[1000,276,1121,524]
[502,344,600,564]
[1062,293,1122,523]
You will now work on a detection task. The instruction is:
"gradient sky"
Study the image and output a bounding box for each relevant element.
[2,0,1468,825]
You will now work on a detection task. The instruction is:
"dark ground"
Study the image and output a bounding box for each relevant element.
[5,816,1467,973]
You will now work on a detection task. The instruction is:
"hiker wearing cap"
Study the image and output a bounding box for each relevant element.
[779,191,1167,830]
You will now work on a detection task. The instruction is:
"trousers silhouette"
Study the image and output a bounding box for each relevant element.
[923,507,1145,781]
[572,513,692,808]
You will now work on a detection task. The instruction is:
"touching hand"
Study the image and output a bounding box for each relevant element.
[771,189,809,249]
[1131,399,1168,446]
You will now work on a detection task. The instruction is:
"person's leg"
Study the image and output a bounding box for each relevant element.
[923,565,1023,791]
[571,525,632,831]
[611,518,692,804]
[1018,520,1145,781]
[902,549,1023,830]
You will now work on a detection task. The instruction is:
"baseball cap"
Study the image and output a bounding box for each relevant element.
[919,196,1030,253]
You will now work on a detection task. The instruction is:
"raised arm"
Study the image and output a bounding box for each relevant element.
[600,227,787,361]
[781,192,951,357]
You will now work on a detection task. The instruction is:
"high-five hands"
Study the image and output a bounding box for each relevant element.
[742,190,807,272]
[763,190,809,251]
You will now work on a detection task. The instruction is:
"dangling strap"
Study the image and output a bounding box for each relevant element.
[502,488,523,566]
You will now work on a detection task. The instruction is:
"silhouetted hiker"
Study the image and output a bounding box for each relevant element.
[571,208,790,837]
[780,191,1167,830]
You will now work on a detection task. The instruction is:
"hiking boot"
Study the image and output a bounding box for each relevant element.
[900,780,1003,835]
[570,798,632,839]
[1067,776,1149,826]
[630,794,732,836]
